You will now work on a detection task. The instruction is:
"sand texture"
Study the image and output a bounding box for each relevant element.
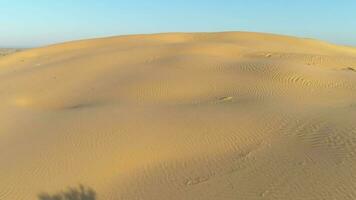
[1,32,356,200]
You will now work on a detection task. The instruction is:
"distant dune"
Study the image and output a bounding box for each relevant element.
[0,48,21,57]
[1,32,356,200]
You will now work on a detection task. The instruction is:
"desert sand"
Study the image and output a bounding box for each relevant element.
[1,32,356,200]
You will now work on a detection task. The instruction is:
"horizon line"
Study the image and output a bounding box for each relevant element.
[2,31,356,49]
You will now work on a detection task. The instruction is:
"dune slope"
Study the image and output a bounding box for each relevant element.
[1,32,356,200]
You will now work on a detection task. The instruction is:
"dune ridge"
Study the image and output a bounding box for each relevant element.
[1,32,356,200]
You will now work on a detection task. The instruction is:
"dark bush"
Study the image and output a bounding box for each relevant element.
[38,185,96,200]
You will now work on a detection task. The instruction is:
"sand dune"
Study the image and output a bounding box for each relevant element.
[1,32,356,200]
[0,49,21,57]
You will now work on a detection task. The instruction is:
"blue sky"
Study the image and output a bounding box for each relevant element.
[0,0,355,47]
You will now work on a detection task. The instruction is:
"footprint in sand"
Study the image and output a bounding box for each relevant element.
[265,53,273,58]
[218,96,233,102]
[343,67,355,72]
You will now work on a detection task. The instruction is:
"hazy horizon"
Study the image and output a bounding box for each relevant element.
[2,31,356,49]
[1,0,356,48]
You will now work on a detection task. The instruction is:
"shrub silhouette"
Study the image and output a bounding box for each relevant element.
[38,185,96,200]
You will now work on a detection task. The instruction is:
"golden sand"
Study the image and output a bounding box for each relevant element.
[1,32,356,200]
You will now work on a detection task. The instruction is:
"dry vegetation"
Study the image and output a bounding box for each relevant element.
[38,185,96,200]
[0,48,21,57]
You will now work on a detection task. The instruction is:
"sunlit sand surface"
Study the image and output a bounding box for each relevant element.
[1,32,356,200]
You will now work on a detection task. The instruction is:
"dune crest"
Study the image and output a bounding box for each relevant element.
[1,32,356,200]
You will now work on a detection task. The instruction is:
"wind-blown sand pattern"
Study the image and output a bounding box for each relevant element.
[1,32,356,200]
